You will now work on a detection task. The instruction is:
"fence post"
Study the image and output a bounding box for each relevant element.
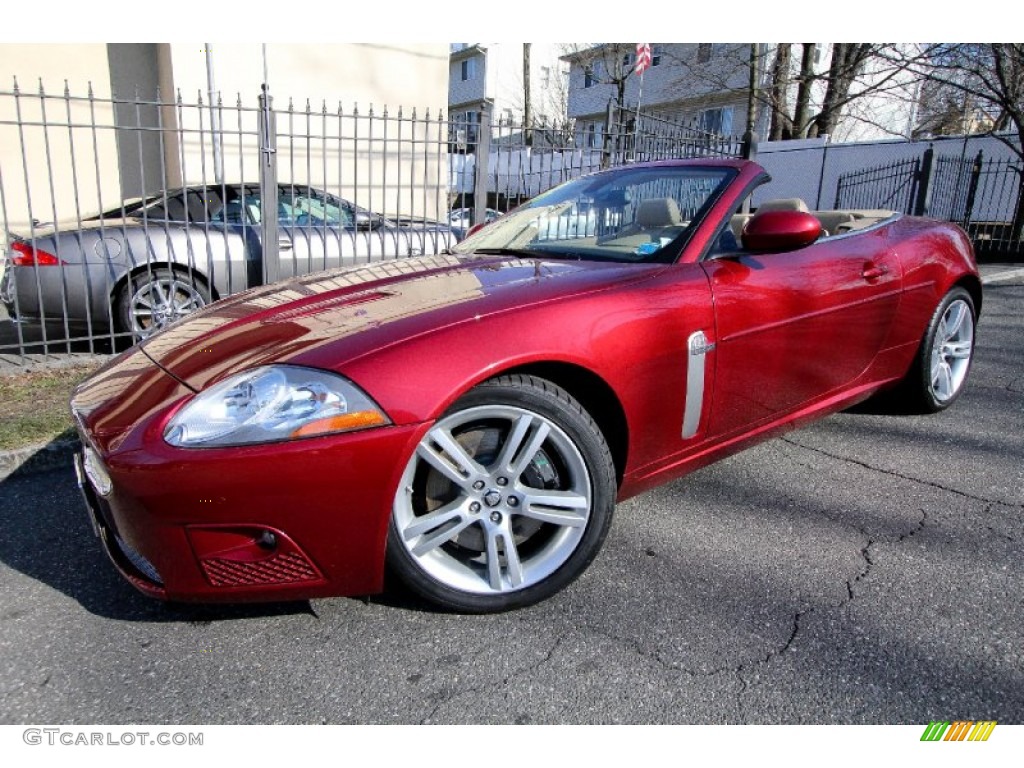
[962,150,983,228]
[913,146,934,217]
[741,130,758,162]
[472,101,492,226]
[601,98,616,169]
[258,82,278,287]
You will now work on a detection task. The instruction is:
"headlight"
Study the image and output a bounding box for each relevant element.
[163,365,390,447]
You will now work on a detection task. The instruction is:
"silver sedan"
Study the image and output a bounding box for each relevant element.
[1,184,457,339]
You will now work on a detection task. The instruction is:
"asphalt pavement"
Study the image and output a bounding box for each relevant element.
[0,269,1021,724]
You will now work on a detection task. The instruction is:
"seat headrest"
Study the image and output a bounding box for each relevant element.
[636,197,682,227]
[757,198,810,213]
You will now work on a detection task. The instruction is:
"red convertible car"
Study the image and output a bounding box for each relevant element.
[70,159,980,612]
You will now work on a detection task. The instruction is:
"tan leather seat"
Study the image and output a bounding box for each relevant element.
[756,198,810,213]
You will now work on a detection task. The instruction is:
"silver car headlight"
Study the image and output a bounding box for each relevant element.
[163,365,390,447]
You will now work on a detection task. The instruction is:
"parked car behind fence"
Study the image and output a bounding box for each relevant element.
[2,184,457,340]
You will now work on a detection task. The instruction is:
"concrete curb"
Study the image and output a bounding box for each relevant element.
[0,438,80,481]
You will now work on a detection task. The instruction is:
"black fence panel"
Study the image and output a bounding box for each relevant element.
[834,156,921,213]
[835,146,1023,260]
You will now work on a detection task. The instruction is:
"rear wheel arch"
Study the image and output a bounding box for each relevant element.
[955,273,982,318]
[110,262,219,309]
[112,263,216,337]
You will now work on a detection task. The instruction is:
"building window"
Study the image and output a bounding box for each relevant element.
[697,107,733,135]
[541,66,551,88]
[584,66,595,88]
[461,58,477,81]
[622,52,633,67]
[451,110,480,150]
[698,43,729,63]
[652,46,662,67]
[584,122,602,148]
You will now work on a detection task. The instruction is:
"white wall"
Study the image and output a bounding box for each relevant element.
[169,44,449,111]
[0,44,123,232]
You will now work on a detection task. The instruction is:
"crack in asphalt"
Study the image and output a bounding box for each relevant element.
[780,436,1022,508]
[732,507,927,718]
[417,629,571,724]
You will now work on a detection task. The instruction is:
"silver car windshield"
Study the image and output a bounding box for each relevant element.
[453,165,735,263]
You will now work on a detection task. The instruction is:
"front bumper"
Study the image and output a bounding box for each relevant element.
[71,351,427,603]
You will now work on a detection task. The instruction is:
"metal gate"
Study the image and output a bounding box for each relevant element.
[0,80,459,361]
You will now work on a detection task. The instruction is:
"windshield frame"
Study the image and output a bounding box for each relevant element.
[452,163,739,265]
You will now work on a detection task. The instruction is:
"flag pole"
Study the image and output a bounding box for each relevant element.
[633,43,650,159]
[635,69,645,138]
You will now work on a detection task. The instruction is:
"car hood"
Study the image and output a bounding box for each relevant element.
[139,253,656,391]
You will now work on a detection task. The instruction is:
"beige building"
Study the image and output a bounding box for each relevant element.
[0,43,449,233]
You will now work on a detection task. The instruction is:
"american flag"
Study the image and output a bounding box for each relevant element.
[635,43,652,75]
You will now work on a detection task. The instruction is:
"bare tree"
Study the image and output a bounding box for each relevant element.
[767,43,793,140]
[903,44,1024,238]
[562,43,638,116]
[664,43,921,141]
[792,44,817,137]
[523,43,533,146]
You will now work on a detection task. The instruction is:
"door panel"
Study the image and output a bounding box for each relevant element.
[703,228,901,439]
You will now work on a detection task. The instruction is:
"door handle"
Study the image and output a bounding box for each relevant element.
[278,238,293,252]
[862,263,888,280]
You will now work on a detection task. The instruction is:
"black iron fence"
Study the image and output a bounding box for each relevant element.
[833,156,922,214]
[835,146,1024,259]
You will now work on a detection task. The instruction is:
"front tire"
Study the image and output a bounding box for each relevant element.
[386,374,617,613]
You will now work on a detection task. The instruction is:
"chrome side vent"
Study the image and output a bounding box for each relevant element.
[682,330,715,439]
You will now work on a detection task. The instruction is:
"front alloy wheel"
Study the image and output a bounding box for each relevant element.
[387,375,616,612]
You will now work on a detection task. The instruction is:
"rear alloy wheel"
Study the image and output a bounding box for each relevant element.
[387,375,616,612]
[117,267,210,339]
[898,286,977,413]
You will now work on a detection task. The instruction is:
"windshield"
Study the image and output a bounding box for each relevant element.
[452,165,736,263]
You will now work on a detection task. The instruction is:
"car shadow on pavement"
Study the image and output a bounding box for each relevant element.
[0,456,321,623]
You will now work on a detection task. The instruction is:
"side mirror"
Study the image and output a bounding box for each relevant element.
[741,211,822,252]
[354,210,382,231]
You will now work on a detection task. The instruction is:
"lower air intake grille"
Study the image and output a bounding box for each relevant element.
[114,535,164,585]
[200,552,319,587]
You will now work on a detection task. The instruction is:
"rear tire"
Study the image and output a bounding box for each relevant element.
[116,267,210,340]
[891,286,976,413]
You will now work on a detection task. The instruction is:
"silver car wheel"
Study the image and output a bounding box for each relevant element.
[929,297,974,403]
[125,271,208,338]
[393,404,593,596]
